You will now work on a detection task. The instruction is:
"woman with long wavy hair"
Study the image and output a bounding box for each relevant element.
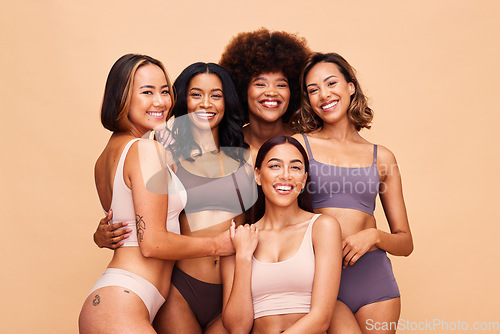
[153,62,256,333]
[292,52,413,334]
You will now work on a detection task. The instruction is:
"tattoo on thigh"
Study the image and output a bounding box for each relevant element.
[92,294,100,306]
[124,290,130,293]
[135,214,146,242]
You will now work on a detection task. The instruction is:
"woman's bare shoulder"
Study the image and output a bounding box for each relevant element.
[312,214,341,237]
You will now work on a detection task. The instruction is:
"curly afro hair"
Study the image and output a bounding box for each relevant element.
[219,28,310,123]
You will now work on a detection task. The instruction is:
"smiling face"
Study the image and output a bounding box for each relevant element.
[186,73,225,132]
[305,62,355,125]
[247,71,290,124]
[127,63,172,136]
[255,143,307,207]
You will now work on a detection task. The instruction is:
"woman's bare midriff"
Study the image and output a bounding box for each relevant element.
[107,247,175,298]
[253,313,323,334]
[315,207,379,252]
[175,211,245,284]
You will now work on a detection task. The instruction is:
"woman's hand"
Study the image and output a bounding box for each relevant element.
[93,210,132,249]
[212,227,236,257]
[230,223,259,259]
[154,126,175,149]
[342,228,378,268]
[222,222,258,333]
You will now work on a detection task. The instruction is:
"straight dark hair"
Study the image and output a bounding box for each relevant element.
[170,62,247,163]
[249,135,313,223]
[101,54,174,132]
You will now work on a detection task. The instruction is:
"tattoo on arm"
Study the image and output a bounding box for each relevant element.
[136,214,146,242]
[92,294,100,306]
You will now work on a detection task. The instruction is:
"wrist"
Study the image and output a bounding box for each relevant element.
[235,252,253,263]
[210,237,219,256]
[372,228,381,246]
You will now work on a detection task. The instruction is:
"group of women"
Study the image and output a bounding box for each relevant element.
[79,28,413,334]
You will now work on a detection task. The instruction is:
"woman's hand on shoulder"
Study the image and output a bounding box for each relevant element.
[230,222,259,259]
[154,126,175,149]
[93,210,132,249]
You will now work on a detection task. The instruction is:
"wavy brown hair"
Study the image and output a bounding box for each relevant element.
[291,52,373,133]
[219,28,310,123]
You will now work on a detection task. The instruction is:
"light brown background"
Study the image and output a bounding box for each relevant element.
[1,0,499,333]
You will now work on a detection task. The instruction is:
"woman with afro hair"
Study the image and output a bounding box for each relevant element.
[219,28,310,160]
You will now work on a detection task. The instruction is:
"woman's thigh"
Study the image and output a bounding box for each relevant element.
[204,315,227,334]
[355,297,401,334]
[329,300,362,334]
[79,286,154,334]
[153,285,202,334]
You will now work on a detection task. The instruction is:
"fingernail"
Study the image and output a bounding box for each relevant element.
[126,229,133,233]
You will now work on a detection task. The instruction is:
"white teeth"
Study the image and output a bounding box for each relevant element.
[148,112,163,117]
[275,185,292,191]
[262,101,279,107]
[195,112,216,117]
[321,101,338,109]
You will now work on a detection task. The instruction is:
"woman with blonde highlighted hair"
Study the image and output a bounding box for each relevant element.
[79,54,234,333]
[91,60,256,333]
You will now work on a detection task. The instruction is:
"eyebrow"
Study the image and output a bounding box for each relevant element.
[306,75,337,88]
[190,87,223,92]
[252,77,289,83]
[139,84,170,89]
[267,158,304,165]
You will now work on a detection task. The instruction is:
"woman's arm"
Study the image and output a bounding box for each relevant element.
[222,224,259,334]
[283,215,342,334]
[128,139,234,259]
[93,128,174,250]
[376,146,413,256]
[342,146,413,267]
